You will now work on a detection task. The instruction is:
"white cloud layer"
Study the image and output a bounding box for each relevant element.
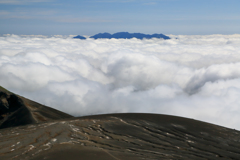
[1,34,240,130]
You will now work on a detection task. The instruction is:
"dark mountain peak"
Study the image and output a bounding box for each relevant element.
[0,86,73,129]
[112,32,133,38]
[151,33,171,39]
[73,35,86,39]
[90,32,112,39]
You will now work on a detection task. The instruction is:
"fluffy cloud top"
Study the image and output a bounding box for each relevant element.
[1,34,240,129]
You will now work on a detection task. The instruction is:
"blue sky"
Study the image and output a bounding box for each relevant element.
[0,0,240,35]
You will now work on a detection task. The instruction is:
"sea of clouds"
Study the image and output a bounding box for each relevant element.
[1,34,240,129]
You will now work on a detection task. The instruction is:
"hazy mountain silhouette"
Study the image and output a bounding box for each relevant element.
[73,35,86,39]
[74,32,170,40]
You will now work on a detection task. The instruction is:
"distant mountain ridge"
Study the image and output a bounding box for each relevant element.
[73,35,86,39]
[74,32,170,40]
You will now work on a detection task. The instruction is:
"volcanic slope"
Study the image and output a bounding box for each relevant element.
[0,86,72,129]
[0,87,240,159]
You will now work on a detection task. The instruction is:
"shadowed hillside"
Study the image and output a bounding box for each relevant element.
[0,86,72,129]
[0,86,240,159]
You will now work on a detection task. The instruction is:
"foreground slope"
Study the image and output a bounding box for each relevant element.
[1,113,240,160]
[0,86,72,129]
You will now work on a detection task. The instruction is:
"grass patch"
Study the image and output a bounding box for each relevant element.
[0,86,11,93]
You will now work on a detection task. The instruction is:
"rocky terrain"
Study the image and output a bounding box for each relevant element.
[0,86,240,160]
[0,86,72,129]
